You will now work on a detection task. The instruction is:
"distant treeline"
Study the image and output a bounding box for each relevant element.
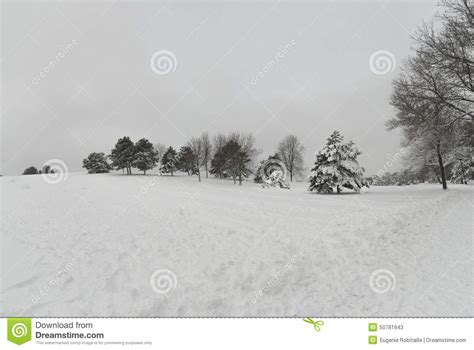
[80,132,306,186]
[370,159,473,187]
[21,130,374,194]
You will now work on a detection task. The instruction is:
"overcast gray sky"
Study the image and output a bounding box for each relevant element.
[1,0,440,176]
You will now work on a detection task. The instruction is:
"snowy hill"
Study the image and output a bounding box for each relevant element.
[1,173,472,316]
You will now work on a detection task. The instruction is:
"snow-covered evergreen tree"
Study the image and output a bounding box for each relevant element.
[110,136,135,175]
[160,146,177,176]
[210,147,227,178]
[221,139,251,185]
[133,138,159,175]
[308,131,367,194]
[82,152,111,174]
[176,146,197,175]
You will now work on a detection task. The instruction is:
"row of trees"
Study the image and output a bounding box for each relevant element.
[109,137,158,175]
[82,130,368,193]
[82,137,158,175]
[20,129,369,194]
[388,0,473,190]
[159,132,213,181]
[83,132,304,184]
[82,132,308,186]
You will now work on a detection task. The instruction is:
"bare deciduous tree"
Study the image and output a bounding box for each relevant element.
[414,0,473,140]
[388,0,473,190]
[188,137,204,182]
[389,63,454,189]
[154,143,168,168]
[276,134,305,182]
[213,133,227,149]
[200,131,212,178]
[210,132,258,180]
[228,132,260,171]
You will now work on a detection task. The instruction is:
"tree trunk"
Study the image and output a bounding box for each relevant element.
[205,163,208,178]
[198,170,201,182]
[471,116,474,147]
[143,170,146,175]
[436,140,448,190]
[337,186,341,194]
[290,172,293,182]
[239,174,242,186]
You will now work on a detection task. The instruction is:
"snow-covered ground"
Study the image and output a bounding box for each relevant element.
[1,173,472,317]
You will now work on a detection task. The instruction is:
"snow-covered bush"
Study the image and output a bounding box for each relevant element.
[372,171,421,186]
[262,169,290,189]
[254,154,280,183]
[259,158,290,189]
